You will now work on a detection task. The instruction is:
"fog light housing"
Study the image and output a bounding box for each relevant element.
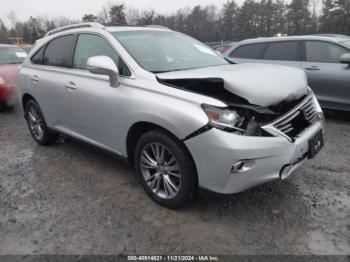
[231,160,255,173]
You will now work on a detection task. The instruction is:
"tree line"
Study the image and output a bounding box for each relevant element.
[0,0,349,45]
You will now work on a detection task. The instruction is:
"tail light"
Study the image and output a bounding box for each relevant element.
[0,77,12,101]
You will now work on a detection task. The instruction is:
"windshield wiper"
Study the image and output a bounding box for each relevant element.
[152,69,184,74]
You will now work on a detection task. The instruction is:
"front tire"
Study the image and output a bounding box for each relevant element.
[25,100,58,145]
[134,129,197,208]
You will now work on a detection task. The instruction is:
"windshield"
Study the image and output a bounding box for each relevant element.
[0,47,27,65]
[112,30,228,73]
[341,40,350,49]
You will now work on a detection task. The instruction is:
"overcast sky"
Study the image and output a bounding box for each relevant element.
[1,0,246,27]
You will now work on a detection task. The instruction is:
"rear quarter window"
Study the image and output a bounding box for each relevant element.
[229,43,268,59]
[30,46,45,65]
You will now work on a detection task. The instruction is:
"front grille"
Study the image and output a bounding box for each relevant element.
[268,95,317,139]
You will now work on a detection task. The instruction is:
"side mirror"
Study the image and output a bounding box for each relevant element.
[87,56,120,87]
[340,53,350,65]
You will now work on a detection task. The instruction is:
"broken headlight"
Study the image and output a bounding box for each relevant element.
[202,104,245,133]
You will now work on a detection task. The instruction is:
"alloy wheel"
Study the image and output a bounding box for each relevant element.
[27,105,45,140]
[140,142,181,200]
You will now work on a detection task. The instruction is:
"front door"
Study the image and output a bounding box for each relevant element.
[62,33,132,152]
[302,41,350,108]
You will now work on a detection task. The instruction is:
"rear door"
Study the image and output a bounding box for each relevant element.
[27,35,76,127]
[301,40,350,108]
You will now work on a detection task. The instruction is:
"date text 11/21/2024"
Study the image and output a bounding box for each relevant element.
[127,255,220,261]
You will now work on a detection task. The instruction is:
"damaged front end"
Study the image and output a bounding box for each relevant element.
[158,76,319,139]
[201,103,273,137]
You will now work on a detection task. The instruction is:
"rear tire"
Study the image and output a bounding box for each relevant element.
[25,100,58,145]
[134,129,197,208]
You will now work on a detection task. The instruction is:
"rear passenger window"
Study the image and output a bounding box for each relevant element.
[43,35,76,68]
[229,43,268,59]
[263,41,300,61]
[73,34,131,77]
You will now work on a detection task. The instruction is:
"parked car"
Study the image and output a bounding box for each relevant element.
[19,23,324,208]
[0,44,27,110]
[213,42,236,54]
[224,35,350,111]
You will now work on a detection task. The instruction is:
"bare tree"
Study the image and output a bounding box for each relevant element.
[126,7,140,25]
[97,5,110,24]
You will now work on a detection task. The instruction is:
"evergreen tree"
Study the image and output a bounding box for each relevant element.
[0,19,10,44]
[27,16,44,43]
[320,0,336,32]
[82,14,98,23]
[22,23,31,43]
[237,0,260,40]
[109,4,127,24]
[287,0,312,35]
[221,0,239,41]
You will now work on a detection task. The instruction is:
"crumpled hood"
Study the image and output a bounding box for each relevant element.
[157,63,308,107]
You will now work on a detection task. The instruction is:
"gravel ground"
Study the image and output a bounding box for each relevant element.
[0,106,349,255]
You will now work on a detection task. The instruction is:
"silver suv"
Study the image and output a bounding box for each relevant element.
[19,23,325,208]
[224,35,350,111]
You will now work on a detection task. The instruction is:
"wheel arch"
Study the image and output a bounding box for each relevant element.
[22,93,37,111]
[126,121,198,185]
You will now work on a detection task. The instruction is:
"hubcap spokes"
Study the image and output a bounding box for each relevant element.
[28,106,44,140]
[141,143,181,199]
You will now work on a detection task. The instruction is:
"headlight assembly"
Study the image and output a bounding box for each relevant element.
[202,104,245,133]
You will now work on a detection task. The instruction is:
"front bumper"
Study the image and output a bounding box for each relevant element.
[185,120,324,194]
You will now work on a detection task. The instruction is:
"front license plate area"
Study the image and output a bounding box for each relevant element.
[308,130,324,159]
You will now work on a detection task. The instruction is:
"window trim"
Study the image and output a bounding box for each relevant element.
[301,40,350,64]
[72,32,132,78]
[28,32,134,79]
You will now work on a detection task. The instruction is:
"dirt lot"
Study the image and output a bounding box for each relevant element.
[0,106,349,255]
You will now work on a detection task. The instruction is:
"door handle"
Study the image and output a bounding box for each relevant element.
[31,75,39,83]
[65,81,77,91]
[305,66,320,71]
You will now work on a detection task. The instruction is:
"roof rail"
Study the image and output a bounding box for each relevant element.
[146,25,171,30]
[312,34,350,38]
[101,23,136,27]
[45,22,105,37]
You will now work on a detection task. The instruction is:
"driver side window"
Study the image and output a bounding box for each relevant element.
[306,41,348,63]
[73,34,131,76]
